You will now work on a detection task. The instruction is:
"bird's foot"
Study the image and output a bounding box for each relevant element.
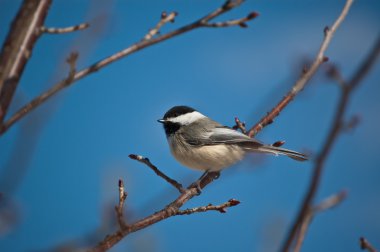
[190,180,202,195]
[211,171,221,180]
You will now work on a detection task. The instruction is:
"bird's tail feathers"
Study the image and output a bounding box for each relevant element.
[254,144,308,162]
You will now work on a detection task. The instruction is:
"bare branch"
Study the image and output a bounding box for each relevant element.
[114,179,128,229]
[0,0,257,136]
[247,0,354,137]
[280,34,380,252]
[40,23,89,34]
[91,171,220,251]
[360,237,378,252]
[143,11,177,41]
[176,199,240,215]
[129,154,185,193]
[293,191,347,252]
[0,0,52,125]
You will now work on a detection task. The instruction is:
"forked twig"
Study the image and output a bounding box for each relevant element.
[294,191,347,252]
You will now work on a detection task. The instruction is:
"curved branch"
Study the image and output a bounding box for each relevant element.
[247,0,353,137]
[280,34,380,252]
[293,191,347,252]
[0,0,258,135]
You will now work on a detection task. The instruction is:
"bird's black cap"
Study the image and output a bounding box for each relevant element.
[163,105,196,120]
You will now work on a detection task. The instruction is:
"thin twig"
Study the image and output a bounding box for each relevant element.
[129,154,185,193]
[40,23,89,34]
[293,191,347,252]
[0,0,257,136]
[66,52,79,82]
[312,190,347,213]
[232,117,247,134]
[247,0,353,138]
[143,12,177,40]
[360,237,378,252]
[115,179,128,229]
[176,199,240,215]
[280,34,380,252]
[204,11,259,28]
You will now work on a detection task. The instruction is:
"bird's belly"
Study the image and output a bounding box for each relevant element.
[169,142,245,171]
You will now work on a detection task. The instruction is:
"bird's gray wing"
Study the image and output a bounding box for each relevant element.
[182,125,262,147]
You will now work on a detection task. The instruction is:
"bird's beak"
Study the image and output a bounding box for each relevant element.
[157,119,166,124]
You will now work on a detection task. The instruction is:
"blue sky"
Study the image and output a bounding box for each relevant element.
[1,0,380,251]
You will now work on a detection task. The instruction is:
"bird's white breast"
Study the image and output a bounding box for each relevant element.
[167,135,245,171]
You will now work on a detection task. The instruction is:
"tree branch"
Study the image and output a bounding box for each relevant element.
[247,0,353,137]
[90,170,221,251]
[293,191,347,252]
[0,0,258,136]
[280,34,380,252]
[129,154,185,193]
[0,0,52,125]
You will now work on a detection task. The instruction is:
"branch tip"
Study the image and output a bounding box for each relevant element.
[272,140,285,147]
[228,198,241,206]
[324,26,330,36]
[360,237,378,252]
[247,11,260,20]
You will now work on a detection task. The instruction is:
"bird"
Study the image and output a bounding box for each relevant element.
[158,105,307,184]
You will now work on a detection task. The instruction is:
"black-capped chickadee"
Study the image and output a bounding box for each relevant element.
[158,106,307,173]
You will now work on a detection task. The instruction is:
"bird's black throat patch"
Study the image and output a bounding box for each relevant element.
[163,121,181,136]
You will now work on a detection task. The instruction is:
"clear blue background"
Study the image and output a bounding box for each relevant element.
[1,0,379,251]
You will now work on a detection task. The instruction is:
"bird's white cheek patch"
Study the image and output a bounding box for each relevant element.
[168,111,206,125]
